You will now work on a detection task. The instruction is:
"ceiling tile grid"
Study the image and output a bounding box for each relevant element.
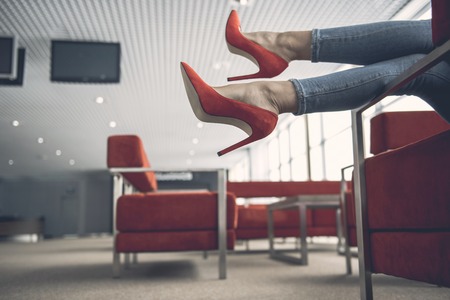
[0,0,425,178]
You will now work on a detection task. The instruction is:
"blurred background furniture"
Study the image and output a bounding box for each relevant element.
[227,181,341,251]
[339,166,356,274]
[0,215,44,241]
[267,194,341,265]
[107,135,237,279]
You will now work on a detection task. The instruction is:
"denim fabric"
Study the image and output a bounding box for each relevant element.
[290,20,450,123]
[311,20,434,64]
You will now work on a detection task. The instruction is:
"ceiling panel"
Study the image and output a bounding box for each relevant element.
[0,0,427,178]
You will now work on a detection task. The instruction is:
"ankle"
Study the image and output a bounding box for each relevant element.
[215,83,279,115]
[244,30,311,62]
[244,31,291,63]
[277,31,312,61]
[215,81,297,115]
[244,81,297,115]
[266,81,299,114]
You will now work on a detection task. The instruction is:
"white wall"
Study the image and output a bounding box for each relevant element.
[0,171,112,237]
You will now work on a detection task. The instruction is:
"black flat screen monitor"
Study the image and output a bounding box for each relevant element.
[0,48,25,86]
[51,40,120,83]
[0,36,18,79]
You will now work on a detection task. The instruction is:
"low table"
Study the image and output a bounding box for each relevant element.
[267,194,340,265]
[0,216,45,241]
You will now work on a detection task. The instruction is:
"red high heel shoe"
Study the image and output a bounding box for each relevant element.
[226,10,289,81]
[180,62,278,156]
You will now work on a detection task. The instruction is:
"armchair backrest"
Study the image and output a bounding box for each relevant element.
[431,0,450,46]
[107,135,158,192]
[370,111,450,155]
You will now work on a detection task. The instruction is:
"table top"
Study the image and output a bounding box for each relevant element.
[268,194,340,210]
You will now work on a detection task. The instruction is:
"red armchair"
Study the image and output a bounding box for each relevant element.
[352,111,450,298]
[107,135,237,279]
[350,1,450,297]
[351,44,450,300]
[340,111,450,275]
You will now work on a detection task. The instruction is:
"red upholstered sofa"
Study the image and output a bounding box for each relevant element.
[227,181,341,248]
[107,135,237,279]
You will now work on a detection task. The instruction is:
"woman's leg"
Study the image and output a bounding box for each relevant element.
[290,54,450,122]
[312,20,434,65]
[216,54,450,123]
[245,20,434,65]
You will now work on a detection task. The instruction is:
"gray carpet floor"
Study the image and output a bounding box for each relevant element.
[0,236,448,300]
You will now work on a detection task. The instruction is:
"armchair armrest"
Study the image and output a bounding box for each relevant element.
[340,165,353,194]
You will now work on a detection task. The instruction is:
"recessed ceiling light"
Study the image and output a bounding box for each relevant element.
[197,122,204,129]
[109,121,117,128]
[95,96,104,104]
[12,120,19,127]
[192,138,199,144]
[189,150,195,156]
[69,159,75,166]
[212,61,231,70]
[231,0,250,6]
[56,150,62,156]
[8,159,14,165]
[38,154,48,161]
[37,137,44,144]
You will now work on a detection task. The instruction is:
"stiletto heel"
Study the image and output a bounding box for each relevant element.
[226,10,289,81]
[180,62,278,156]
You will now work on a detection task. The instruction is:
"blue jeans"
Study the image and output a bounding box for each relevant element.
[289,20,450,122]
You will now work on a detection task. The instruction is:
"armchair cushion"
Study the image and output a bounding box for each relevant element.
[371,232,450,287]
[116,231,236,253]
[365,130,450,229]
[117,191,237,232]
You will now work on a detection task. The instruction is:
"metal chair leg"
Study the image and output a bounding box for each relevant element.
[113,251,121,278]
[124,253,130,269]
[217,169,227,280]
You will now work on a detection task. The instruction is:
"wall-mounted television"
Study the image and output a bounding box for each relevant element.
[0,48,25,86]
[0,36,18,80]
[51,40,121,83]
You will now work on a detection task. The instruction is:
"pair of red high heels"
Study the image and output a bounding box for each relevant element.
[180,10,289,156]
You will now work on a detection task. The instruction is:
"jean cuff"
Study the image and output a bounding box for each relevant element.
[311,28,320,63]
[289,79,306,116]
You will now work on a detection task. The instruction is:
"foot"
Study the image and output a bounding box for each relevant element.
[242,31,312,62]
[214,81,298,115]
